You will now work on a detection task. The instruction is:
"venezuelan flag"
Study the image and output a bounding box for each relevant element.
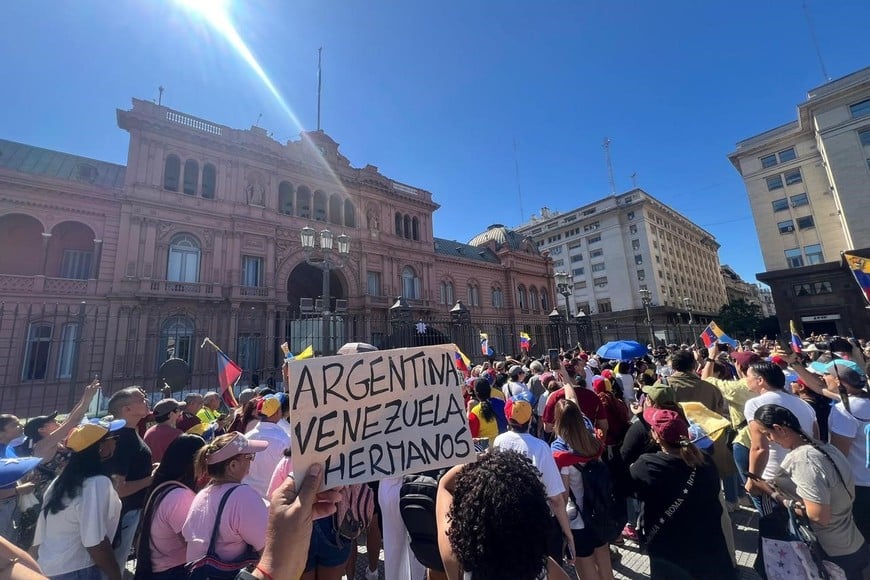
[453,348,471,377]
[480,332,489,355]
[844,253,870,303]
[519,332,531,351]
[789,320,803,353]
[699,322,738,348]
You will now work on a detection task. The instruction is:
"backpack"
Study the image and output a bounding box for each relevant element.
[576,459,624,544]
[399,470,446,572]
[335,484,375,541]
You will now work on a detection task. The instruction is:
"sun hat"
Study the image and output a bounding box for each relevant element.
[66,419,126,453]
[205,432,269,465]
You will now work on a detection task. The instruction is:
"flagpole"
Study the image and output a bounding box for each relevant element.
[201,337,221,352]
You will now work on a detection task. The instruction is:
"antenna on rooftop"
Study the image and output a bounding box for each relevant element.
[254,113,262,128]
[316,47,323,131]
[157,86,164,106]
[603,138,616,195]
[802,1,831,82]
[513,138,525,223]
[630,172,638,189]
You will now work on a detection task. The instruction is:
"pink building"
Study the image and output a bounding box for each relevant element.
[0,100,553,416]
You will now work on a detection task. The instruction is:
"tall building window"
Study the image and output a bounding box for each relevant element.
[785,247,804,268]
[529,287,540,311]
[597,300,612,313]
[237,334,262,372]
[22,323,52,380]
[634,254,643,265]
[467,284,480,307]
[183,159,199,195]
[202,163,217,199]
[766,175,784,191]
[163,155,180,191]
[850,99,870,119]
[491,287,504,308]
[540,292,549,311]
[402,266,420,299]
[395,213,403,237]
[778,147,796,163]
[517,286,528,310]
[167,234,201,283]
[241,256,263,287]
[790,193,809,208]
[760,154,777,168]
[804,244,824,265]
[784,169,802,186]
[777,220,795,234]
[796,216,815,230]
[61,250,93,280]
[771,198,789,212]
[57,323,79,379]
[572,267,584,277]
[159,316,194,367]
[592,263,606,272]
[344,200,356,228]
[278,182,294,215]
[367,271,382,296]
[860,130,870,170]
[439,281,454,305]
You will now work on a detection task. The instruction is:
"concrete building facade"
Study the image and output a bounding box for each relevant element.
[729,67,870,337]
[0,99,553,415]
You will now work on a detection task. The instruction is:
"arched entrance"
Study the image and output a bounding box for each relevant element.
[286,263,347,314]
[0,214,44,276]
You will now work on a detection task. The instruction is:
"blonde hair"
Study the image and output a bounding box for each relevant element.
[194,433,239,480]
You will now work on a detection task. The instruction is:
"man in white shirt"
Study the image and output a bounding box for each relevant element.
[494,399,575,560]
[243,394,291,498]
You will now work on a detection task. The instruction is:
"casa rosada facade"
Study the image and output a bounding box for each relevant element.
[0,99,554,415]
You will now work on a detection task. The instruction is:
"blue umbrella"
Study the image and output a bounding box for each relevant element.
[596,340,648,361]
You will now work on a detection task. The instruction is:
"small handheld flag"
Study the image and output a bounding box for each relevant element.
[453,348,471,377]
[201,337,241,408]
[519,332,531,351]
[789,320,803,354]
[699,322,738,348]
[480,332,489,356]
[843,253,870,304]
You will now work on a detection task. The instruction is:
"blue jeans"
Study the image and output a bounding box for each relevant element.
[0,497,18,543]
[50,565,105,580]
[113,509,141,571]
[732,443,762,512]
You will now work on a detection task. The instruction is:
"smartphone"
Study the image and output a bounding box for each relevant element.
[548,348,560,370]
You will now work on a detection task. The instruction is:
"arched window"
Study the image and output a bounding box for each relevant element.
[439,281,454,305]
[491,287,503,309]
[541,291,549,312]
[403,215,412,239]
[278,181,294,215]
[412,217,420,241]
[183,159,199,195]
[344,200,355,228]
[328,194,342,225]
[529,286,540,311]
[402,266,420,299]
[163,155,180,191]
[313,190,327,222]
[202,163,216,199]
[159,316,194,367]
[297,186,311,218]
[517,285,528,310]
[395,213,403,236]
[167,234,200,283]
[467,284,479,307]
[22,323,52,380]
[56,322,79,379]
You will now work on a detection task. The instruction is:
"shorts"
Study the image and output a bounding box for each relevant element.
[571,526,605,559]
[305,517,353,571]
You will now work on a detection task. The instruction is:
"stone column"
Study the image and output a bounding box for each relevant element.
[40,232,51,275]
[91,239,103,279]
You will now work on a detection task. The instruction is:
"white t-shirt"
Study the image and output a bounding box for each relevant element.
[503,380,531,400]
[34,475,122,577]
[536,391,550,418]
[243,422,290,498]
[617,373,635,402]
[828,396,870,487]
[560,464,586,530]
[744,390,817,479]
[492,431,565,498]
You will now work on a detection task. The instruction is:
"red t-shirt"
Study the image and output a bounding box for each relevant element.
[541,387,604,426]
[143,423,182,463]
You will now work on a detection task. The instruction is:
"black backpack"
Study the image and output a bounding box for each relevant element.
[576,459,625,544]
[399,469,446,572]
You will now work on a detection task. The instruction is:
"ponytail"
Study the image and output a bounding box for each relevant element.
[677,443,705,468]
[473,379,495,422]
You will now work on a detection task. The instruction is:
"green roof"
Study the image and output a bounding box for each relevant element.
[434,238,500,264]
[0,139,126,189]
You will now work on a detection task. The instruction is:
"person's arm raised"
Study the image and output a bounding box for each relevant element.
[34,380,100,459]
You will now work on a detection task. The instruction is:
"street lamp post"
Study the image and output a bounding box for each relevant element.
[450,300,471,356]
[574,310,590,349]
[300,227,350,355]
[639,288,655,347]
[554,271,573,347]
[683,297,695,346]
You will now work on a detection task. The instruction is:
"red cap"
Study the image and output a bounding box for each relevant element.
[578,353,589,361]
[592,377,612,394]
[642,408,690,446]
[600,369,614,380]
[770,356,786,367]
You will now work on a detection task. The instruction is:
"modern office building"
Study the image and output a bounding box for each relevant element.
[728,67,870,336]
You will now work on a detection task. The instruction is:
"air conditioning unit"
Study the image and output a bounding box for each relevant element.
[300,298,314,312]
[335,299,348,313]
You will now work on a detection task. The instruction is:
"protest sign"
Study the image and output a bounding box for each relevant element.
[287,344,474,488]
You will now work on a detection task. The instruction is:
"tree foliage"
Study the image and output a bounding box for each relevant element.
[717,299,763,339]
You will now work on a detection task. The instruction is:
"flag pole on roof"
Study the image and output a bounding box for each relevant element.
[201,337,241,408]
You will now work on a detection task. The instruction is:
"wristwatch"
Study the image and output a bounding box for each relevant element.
[236,569,259,580]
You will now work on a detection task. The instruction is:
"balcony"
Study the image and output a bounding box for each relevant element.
[0,274,99,296]
[134,279,225,300]
[229,285,275,301]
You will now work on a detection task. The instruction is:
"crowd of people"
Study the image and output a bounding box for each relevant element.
[1,335,869,580]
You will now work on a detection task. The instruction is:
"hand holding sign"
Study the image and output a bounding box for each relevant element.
[287,344,476,488]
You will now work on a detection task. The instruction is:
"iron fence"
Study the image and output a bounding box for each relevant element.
[0,301,704,417]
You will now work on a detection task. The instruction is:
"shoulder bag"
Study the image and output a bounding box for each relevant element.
[187,485,260,580]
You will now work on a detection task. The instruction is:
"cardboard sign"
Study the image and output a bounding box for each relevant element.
[287,344,474,488]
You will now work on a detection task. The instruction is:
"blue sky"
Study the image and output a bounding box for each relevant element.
[2,1,869,284]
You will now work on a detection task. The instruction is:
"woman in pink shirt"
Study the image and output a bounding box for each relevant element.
[134,434,206,580]
[182,432,270,575]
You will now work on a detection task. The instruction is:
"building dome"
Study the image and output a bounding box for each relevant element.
[468,224,539,254]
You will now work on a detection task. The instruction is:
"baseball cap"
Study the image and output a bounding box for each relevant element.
[641,382,676,406]
[205,432,269,465]
[66,419,126,453]
[257,393,287,417]
[540,372,555,385]
[643,408,690,446]
[600,369,614,380]
[770,356,786,367]
[731,351,761,369]
[509,365,525,378]
[592,377,612,394]
[505,398,533,425]
[809,358,864,377]
[0,457,42,489]
[153,398,186,418]
[587,358,599,369]
[238,388,257,406]
[23,411,59,440]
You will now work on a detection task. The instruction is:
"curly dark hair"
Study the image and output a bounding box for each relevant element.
[447,451,550,580]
